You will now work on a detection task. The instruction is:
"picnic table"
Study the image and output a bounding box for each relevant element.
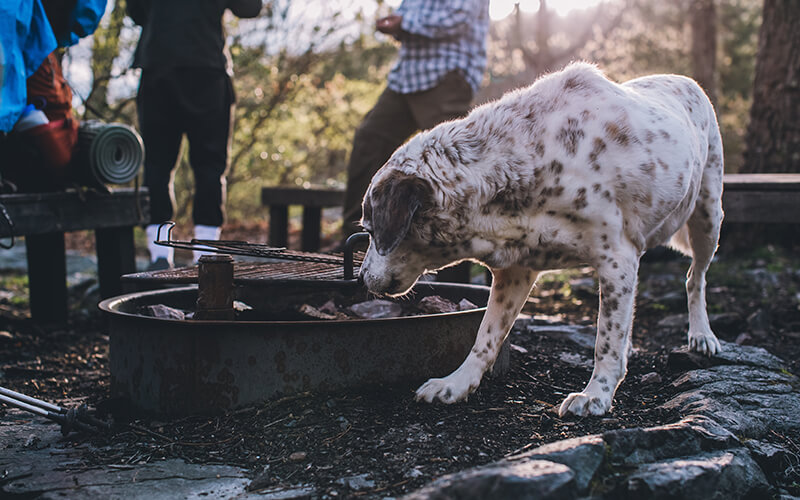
[0,187,149,323]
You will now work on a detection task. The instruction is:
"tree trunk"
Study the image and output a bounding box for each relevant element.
[84,0,127,119]
[690,0,717,109]
[741,0,800,173]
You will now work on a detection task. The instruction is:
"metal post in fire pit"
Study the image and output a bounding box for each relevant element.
[195,254,235,320]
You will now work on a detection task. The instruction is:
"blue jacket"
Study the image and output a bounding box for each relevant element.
[0,0,106,132]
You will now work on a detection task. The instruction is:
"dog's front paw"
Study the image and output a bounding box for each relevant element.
[688,329,722,357]
[415,372,478,404]
[558,391,611,417]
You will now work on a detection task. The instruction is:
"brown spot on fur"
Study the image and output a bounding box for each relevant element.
[557,118,585,157]
[573,188,588,210]
[639,162,656,177]
[589,138,607,163]
[604,122,630,146]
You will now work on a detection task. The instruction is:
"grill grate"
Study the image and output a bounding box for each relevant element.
[122,260,362,286]
[124,225,370,286]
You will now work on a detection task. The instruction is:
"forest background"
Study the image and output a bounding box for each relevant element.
[64,0,772,231]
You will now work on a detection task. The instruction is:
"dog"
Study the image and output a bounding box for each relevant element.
[358,62,724,417]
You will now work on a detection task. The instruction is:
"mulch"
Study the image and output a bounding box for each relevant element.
[1,243,799,498]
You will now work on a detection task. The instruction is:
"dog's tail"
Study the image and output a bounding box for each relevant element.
[668,224,692,257]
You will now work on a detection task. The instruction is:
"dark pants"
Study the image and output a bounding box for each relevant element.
[342,70,473,236]
[136,67,234,226]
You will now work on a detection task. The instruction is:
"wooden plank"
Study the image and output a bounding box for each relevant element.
[96,226,137,299]
[723,173,800,191]
[0,187,149,237]
[261,186,344,207]
[25,232,67,324]
[722,190,800,223]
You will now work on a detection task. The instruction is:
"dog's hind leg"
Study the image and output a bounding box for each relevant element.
[683,145,724,356]
[560,242,640,417]
[415,265,539,404]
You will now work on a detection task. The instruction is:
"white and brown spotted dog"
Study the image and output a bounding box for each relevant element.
[359,62,724,417]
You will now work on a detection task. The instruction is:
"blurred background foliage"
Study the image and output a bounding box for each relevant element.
[65,0,765,228]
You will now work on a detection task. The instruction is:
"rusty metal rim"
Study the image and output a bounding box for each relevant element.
[98,285,489,326]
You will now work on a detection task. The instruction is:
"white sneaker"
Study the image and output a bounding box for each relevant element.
[146,224,174,268]
[193,225,222,263]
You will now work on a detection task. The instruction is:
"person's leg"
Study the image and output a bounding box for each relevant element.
[180,68,234,261]
[407,70,474,130]
[408,70,474,282]
[342,88,419,237]
[137,69,184,267]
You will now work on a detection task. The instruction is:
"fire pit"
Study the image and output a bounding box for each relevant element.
[99,232,500,415]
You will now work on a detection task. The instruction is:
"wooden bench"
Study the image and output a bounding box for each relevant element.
[721,173,800,223]
[261,186,344,251]
[0,187,149,323]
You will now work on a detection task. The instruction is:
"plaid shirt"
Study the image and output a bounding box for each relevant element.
[388,0,489,94]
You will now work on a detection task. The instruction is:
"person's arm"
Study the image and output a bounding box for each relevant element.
[126,0,148,26]
[397,0,483,39]
[227,0,262,19]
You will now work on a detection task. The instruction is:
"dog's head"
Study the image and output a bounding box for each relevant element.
[359,167,437,296]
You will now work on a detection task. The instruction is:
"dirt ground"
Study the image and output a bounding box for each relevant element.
[1,232,800,498]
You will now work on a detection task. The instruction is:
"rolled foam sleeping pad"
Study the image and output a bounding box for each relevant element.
[76,120,144,186]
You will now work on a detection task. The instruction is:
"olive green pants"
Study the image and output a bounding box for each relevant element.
[342,70,473,237]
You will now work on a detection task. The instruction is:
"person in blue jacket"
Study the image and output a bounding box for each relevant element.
[0,0,105,133]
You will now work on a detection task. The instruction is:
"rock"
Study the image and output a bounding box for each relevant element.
[528,323,596,351]
[667,340,785,372]
[417,295,458,314]
[745,439,790,477]
[0,330,13,342]
[657,313,688,330]
[735,332,755,345]
[404,460,576,500]
[288,451,307,462]
[232,301,253,311]
[349,299,402,319]
[640,372,662,385]
[335,473,376,490]
[603,415,739,467]
[458,298,478,311]
[139,304,185,320]
[505,435,605,493]
[662,365,800,438]
[622,449,770,500]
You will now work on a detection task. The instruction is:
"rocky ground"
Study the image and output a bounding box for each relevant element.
[1,233,800,498]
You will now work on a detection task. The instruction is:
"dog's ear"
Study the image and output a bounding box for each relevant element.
[369,174,432,256]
